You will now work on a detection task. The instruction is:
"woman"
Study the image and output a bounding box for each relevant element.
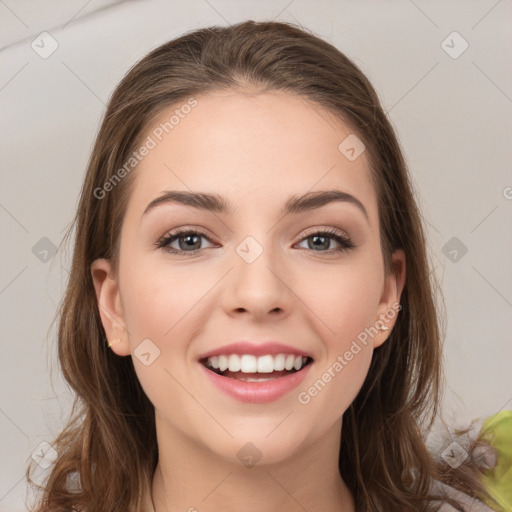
[26,20,499,512]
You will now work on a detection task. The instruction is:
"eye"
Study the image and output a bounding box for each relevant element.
[295,228,355,253]
[155,227,355,255]
[155,228,215,254]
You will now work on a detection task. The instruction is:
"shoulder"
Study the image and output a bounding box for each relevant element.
[430,479,495,512]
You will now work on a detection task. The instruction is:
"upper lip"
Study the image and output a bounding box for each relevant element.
[197,341,314,360]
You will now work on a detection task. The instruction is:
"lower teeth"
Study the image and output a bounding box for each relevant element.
[237,376,277,382]
[221,369,296,380]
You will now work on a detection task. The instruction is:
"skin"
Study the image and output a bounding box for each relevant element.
[91,89,406,512]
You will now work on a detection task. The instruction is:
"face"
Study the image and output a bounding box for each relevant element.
[91,89,405,466]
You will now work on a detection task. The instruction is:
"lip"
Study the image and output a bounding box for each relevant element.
[197,341,314,360]
[199,358,313,403]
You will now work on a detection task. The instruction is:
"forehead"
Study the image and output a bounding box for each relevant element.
[124,90,378,223]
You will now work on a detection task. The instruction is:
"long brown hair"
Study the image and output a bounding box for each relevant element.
[26,20,497,512]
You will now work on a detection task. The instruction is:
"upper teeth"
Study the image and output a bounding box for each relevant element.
[205,354,308,373]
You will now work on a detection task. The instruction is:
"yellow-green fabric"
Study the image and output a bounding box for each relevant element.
[480,410,512,512]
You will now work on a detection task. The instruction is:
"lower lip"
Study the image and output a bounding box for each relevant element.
[199,361,313,403]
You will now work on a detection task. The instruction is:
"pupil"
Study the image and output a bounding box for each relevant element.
[310,235,328,250]
[180,234,200,250]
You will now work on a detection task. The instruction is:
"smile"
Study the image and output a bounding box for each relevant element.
[201,353,313,380]
[199,353,314,403]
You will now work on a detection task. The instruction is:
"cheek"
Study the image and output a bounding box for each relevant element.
[299,305,375,421]
[118,261,202,408]
[296,258,381,414]
[311,257,383,346]
[120,257,205,343]
[300,346,373,424]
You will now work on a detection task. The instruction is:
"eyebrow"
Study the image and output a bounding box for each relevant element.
[142,189,369,221]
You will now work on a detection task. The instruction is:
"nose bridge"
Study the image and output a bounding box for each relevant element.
[222,232,291,317]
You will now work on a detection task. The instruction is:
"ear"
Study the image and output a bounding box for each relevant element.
[90,258,131,356]
[373,249,406,348]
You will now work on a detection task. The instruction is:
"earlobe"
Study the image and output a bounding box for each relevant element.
[90,258,131,356]
[373,249,406,349]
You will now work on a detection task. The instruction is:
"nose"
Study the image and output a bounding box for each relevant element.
[220,240,293,322]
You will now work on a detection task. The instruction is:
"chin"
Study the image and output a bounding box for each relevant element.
[203,432,307,468]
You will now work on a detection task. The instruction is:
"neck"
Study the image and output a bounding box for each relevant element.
[145,415,355,512]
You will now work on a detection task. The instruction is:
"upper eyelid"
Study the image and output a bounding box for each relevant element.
[159,225,350,239]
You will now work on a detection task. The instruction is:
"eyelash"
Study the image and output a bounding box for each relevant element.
[154,227,356,255]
